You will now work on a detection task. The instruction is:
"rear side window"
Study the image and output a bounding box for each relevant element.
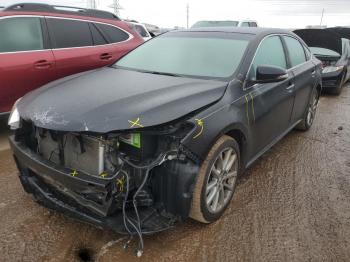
[47,18,93,48]
[0,17,43,52]
[250,22,257,27]
[96,23,129,43]
[283,36,307,67]
[249,36,287,80]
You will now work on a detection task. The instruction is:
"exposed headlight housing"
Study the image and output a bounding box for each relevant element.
[322,65,344,74]
[8,98,22,130]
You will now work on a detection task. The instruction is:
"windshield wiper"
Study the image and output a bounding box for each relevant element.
[147,71,181,77]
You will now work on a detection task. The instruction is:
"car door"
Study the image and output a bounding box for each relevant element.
[245,35,295,156]
[0,16,56,113]
[46,17,112,80]
[282,35,316,124]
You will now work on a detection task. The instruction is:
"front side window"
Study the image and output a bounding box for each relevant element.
[115,32,250,79]
[47,18,93,48]
[241,22,250,27]
[284,36,307,67]
[0,17,43,53]
[249,36,287,80]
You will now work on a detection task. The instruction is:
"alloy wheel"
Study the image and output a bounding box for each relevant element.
[205,147,238,214]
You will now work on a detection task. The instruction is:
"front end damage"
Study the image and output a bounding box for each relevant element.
[10,119,200,238]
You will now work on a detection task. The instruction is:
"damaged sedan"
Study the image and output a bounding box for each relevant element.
[294,28,350,95]
[8,27,322,256]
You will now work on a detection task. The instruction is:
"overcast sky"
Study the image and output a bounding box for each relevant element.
[2,0,350,29]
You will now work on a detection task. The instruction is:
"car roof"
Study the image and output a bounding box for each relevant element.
[177,27,292,36]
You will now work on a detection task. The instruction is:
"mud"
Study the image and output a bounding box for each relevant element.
[0,86,349,262]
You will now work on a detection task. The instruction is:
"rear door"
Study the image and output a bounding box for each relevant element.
[0,16,56,113]
[46,17,112,79]
[245,35,295,155]
[282,35,316,124]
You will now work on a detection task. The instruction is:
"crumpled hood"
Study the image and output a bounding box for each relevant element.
[18,68,227,133]
[294,29,342,55]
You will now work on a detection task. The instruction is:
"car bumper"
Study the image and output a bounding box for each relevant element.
[322,70,343,88]
[9,135,175,234]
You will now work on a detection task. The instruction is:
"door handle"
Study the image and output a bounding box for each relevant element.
[34,60,52,69]
[100,53,112,60]
[286,84,295,90]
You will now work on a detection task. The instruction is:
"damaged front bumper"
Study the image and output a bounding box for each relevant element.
[9,134,198,234]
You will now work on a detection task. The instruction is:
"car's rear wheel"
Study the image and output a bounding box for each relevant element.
[190,135,240,223]
[296,88,319,131]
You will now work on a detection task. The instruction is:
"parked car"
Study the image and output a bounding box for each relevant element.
[0,3,144,115]
[191,20,258,28]
[294,28,350,95]
[9,27,321,255]
[126,21,153,41]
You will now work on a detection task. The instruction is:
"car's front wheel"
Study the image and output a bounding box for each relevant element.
[190,135,240,223]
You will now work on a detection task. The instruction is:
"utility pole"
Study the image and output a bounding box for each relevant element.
[87,0,96,9]
[186,3,189,29]
[111,0,122,16]
[320,8,325,26]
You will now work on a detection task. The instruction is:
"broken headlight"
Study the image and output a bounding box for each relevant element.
[8,98,22,130]
[322,65,344,74]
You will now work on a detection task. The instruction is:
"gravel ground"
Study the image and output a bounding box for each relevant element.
[0,85,349,262]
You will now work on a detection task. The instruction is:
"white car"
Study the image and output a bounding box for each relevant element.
[191,20,258,28]
[127,21,153,41]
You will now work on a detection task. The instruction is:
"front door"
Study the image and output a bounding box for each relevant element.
[245,35,295,158]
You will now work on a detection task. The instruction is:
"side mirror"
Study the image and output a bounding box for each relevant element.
[255,65,288,83]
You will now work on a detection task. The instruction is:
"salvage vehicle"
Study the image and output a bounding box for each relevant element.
[9,27,321,256]
[191,20,258,28]
[126,21,153,41]
[294,28,350,95]
[0,3,143,115]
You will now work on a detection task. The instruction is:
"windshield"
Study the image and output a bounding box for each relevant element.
[191,21,239,28]
[310,47,340,57]
[115,33,250,79]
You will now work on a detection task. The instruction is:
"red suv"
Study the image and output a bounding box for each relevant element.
[0,3,143,114]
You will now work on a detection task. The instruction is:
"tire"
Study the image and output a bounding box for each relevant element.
[190,135,240,223]
[296,88,319,131]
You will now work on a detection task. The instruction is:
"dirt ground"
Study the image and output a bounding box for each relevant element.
[0,86,349,262]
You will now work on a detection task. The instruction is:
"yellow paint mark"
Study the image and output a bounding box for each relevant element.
[116,176,125,192]
[100,173,108,178]
[128,118,144,128]
[193,118,204,139]
[245,95,250,125]
[249,92,256,123]
[71,170,78,177]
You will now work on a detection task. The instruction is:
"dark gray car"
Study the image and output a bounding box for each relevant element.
[294,28,350,95]
[8,27,322,255]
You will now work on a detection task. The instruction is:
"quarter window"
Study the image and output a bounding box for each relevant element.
[249,36,287,80]
[47,18,93,48]
[95,24,129,43]
[0,17,43,53]
[284,36,307,67]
